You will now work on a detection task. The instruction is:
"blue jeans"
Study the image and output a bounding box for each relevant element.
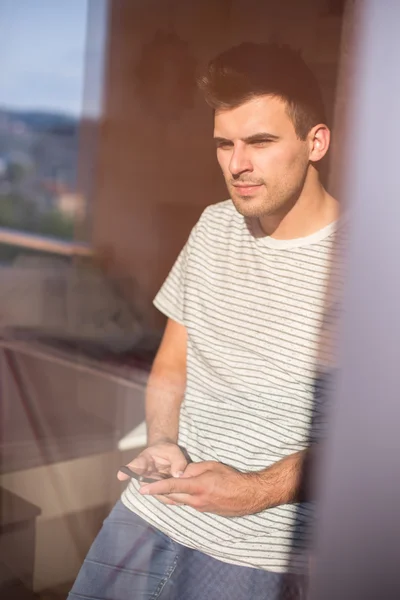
[68,500,306,600]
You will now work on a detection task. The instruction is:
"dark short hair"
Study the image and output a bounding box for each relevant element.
[198,42,326,140]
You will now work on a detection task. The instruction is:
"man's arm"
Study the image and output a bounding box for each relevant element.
[249,446,313,509]
[139,448,314,517]
[118,318,188,481]
[146,318,187,445]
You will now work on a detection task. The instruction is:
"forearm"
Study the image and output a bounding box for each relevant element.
[139,449,315,517]
[144,318,187,446]
[248,448,313,511]
[146,362,185,445]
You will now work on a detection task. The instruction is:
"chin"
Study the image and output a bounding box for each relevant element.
[231,195,270,218]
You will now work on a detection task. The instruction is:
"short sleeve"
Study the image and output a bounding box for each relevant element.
[153,219,200,325]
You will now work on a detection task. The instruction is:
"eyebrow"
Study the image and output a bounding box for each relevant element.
[213,132,280,145]
[243,132,280,143]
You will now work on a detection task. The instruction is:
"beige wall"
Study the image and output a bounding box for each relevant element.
[0,349,146,591]
[0,445,145,591]
[91,0,344,326]
[0,452,122,590]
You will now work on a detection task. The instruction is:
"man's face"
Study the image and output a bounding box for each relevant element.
[214,95,312,219]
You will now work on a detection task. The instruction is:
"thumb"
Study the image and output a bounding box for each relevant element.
[170,455,188,478]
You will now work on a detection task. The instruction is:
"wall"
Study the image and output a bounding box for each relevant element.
[0,349,146,591]
[0,453,119,591]
[91,0,344,326]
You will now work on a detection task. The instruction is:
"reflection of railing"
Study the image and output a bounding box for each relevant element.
[0,226,93,257]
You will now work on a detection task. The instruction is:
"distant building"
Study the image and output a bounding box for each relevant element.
[57,192,85,221]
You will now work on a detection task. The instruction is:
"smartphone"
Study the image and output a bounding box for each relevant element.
[118,465,172,484]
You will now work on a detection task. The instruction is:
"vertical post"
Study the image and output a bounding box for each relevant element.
[311,1,400,599]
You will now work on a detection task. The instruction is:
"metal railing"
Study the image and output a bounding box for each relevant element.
[0,226,93,258]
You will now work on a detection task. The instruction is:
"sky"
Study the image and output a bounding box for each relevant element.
[0,0,107,117]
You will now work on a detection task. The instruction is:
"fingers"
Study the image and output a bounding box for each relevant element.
[117,468,131,481]
[153,494,179,506]
[117,454,154,481]
[116,445,190,482]
[181,461,215,478]
[140,475,196,497]
[158,493,194,505]
[129,454,153,472]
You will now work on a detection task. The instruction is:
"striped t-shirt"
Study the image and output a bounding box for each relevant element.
[122,199,342,573]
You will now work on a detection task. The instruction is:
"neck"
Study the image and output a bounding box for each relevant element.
[258,166,339,240]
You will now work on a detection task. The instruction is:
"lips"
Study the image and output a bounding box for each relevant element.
[233,184,263,195]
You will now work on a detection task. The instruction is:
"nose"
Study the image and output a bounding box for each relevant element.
[229,144,253,177]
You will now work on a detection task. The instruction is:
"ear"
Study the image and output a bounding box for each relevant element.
[308,124,330,163]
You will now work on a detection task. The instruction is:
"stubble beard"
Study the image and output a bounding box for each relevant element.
[229,185,286,219]
[228,171,308,220]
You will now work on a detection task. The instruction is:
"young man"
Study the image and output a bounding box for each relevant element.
[69,43,341,600]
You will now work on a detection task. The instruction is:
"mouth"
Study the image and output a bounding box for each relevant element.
[232,184,263,196]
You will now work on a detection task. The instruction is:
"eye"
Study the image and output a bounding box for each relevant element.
[216,141,233,150]
[251,140,272,148]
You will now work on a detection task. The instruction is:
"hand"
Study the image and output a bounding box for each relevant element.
[139,461,263,517]
[117,441,188,480]
[117,442,189,506]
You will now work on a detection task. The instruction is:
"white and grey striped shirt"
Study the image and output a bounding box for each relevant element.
[122,199,343,573]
